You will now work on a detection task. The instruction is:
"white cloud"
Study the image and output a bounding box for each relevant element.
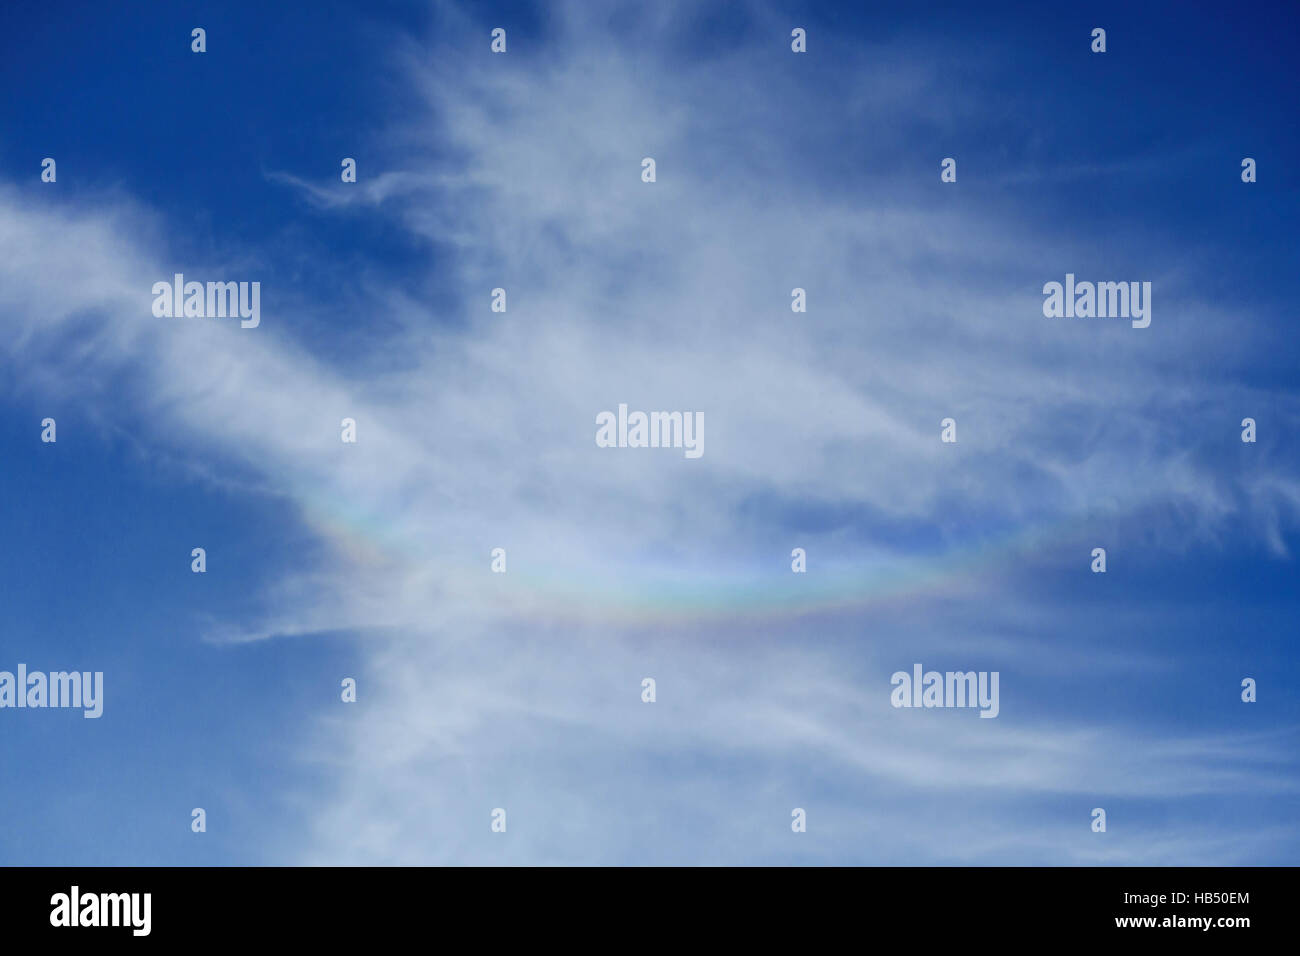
[1,0,1297,864]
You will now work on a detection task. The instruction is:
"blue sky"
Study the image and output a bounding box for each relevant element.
[1,0,1298,865]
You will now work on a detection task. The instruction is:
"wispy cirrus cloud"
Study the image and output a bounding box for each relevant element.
[1,0,1297,864]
